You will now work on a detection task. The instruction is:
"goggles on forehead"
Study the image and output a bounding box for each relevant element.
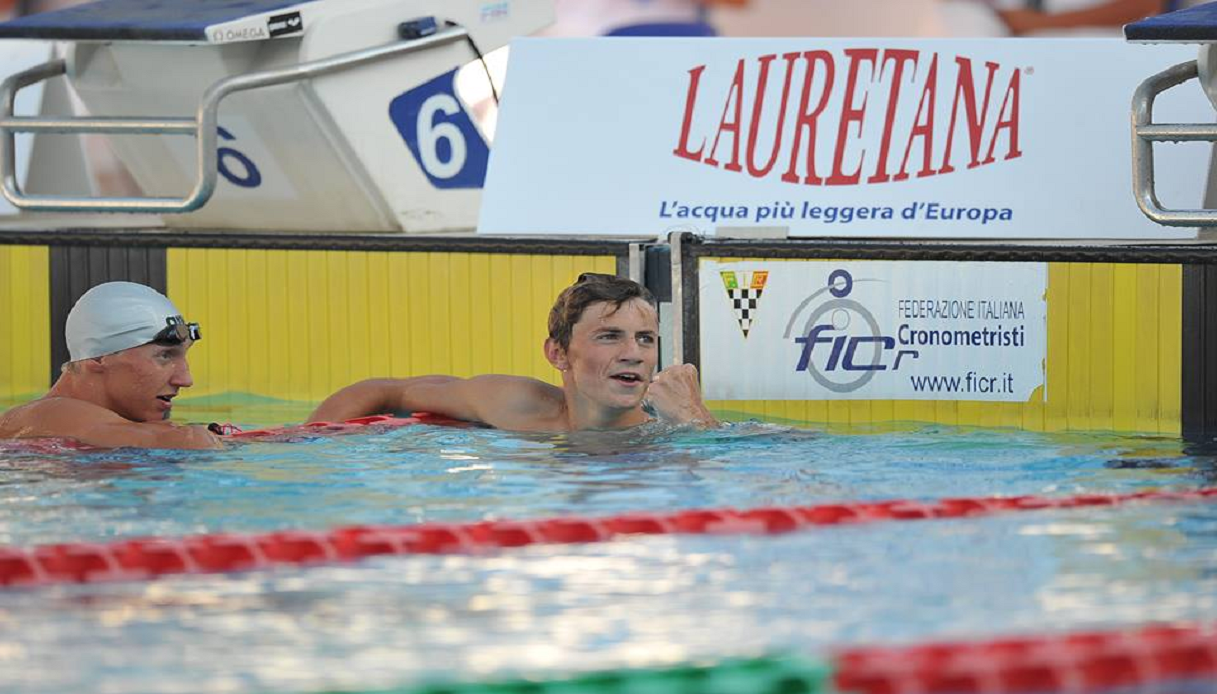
[153,315,201,344]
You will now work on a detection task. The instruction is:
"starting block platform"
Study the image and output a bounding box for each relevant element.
[0,0,311,42]
[1125,1,1217,42]
[1124,2,1217,227]
[0,0,552,232]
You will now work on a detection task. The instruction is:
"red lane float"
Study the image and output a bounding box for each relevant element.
[834,622,1217,694]
[224,413,466,440]
[1,487,1214,587]
[0,413,463,451]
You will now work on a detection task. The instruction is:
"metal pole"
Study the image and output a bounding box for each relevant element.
[668,231,685,365]
[1130,60,1217,226]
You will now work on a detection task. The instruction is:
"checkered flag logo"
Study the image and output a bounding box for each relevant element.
[720,270,769,338]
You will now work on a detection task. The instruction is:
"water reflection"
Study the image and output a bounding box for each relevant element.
[1,504,1214,694]
[1102,432,1217,485]
[0,424,1213,547]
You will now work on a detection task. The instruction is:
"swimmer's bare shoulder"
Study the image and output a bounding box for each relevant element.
[0,397,221,450]
[455,374,567,431]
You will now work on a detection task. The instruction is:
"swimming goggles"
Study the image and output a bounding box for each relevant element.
[153,316,201,344]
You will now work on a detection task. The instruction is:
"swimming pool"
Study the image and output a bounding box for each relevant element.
[1,417,1215,694]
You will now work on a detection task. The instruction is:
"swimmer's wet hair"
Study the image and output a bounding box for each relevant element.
[548,273,657,350]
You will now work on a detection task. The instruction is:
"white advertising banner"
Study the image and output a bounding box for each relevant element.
[700,260,1047,401]
[480,38,1208,239]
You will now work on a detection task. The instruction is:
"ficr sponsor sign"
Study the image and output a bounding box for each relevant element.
[480,38,1207,239]
[700,260,1047,401]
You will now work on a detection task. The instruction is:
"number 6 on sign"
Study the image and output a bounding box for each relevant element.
[389,69,490,188]
[216,126,262,189]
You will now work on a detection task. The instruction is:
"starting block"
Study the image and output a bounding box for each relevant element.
[1127,2,1217,227]
[0,0,552,232]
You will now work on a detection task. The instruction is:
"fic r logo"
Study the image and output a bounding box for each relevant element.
[784,269,919,393]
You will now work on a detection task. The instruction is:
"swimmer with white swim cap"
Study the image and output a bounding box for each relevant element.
[0,282,221,450]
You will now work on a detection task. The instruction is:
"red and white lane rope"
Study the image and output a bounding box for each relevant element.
[224,413,464,440]
[0,486,1213,587]
[834,621,1217,693]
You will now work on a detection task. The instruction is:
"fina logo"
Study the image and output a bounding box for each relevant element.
[783,269,919,393]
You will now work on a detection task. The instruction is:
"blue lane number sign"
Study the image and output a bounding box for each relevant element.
[389,69,490,189]
[216,126,262,188]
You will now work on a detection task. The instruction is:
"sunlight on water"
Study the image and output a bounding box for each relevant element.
[1,421,1212,546]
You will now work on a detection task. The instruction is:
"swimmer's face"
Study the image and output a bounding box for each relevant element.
[93,340,196,422]
[549,298,659,412]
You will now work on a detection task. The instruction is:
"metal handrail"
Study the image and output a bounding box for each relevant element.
[668,230,685,366]
[0,25,469,213]
[1131,59,1217,226]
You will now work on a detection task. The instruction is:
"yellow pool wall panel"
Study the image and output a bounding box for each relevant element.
[704,261,1182,435]
[0,246,49,404]
[167,248,617,403]
[0,245,1186,434]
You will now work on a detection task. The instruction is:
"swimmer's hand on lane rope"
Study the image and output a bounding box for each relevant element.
[207,423,242,436]
[643,364,719,427]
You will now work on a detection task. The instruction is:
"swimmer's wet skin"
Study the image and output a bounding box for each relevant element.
[309,274,719,432]
[0,282,221,450]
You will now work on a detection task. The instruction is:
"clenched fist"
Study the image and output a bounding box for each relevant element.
[645,363,720,427]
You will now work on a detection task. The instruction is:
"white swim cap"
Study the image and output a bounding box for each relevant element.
[65,282,197,361]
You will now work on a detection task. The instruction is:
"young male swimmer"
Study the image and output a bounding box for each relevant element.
[0,282,221,450]
[309,273,720,431]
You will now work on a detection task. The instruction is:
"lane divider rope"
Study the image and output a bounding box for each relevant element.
[1,486,1213,587]
[834,621,1217,694]
[254,622,1217,694]
[226,413,465,440]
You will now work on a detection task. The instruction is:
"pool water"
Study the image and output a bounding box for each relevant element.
[0,418,1215,694]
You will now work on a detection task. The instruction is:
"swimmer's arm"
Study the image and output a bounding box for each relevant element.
[75,421,223,450]
[308,375,555,427]
[13,400,222,450]
[308,376,473,423]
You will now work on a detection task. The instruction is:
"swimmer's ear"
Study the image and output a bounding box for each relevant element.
[544,338,569,372]
[81,357,106,374]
